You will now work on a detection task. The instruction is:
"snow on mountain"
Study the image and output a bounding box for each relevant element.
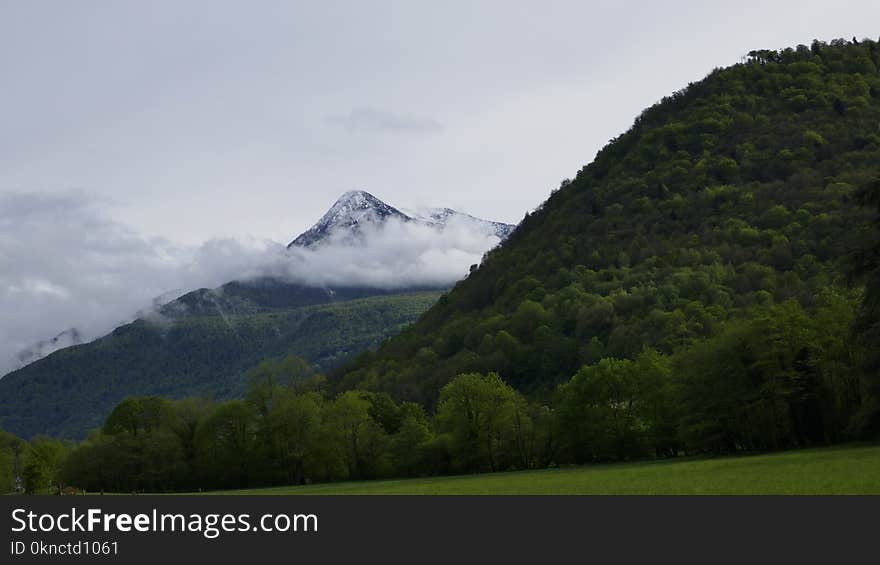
[288,190,515,248]
[407,207,516,240]
[288,190,412,248]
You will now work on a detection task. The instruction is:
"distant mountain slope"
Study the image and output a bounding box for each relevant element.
[335,39,880,406]
[9,190,515,371]
[158,277,412,318]
[0,189,518,439]
[0,289,441,439]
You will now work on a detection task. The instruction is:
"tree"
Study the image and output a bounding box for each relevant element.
[161,397,213,487]
[196,401,258,489]
[389,403,433,476]
[103,397,165,437]
[61,432,116,493]
[247,356,324,419]
[267,390,323,484]
[324,391,388,479]
[674,342,748,452]
[0,429,23,494]
[632,349,678,457]
[852,179,880,435]
[21,437,70,494]
[558,359,642,462]
[436,372,525,472]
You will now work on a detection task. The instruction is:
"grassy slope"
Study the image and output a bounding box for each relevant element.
[211,444,880,494]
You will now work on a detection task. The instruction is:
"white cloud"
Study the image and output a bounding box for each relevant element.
[0,190,277,375]
[280,217,497,288]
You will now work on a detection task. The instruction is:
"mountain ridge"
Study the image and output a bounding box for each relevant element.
[288,190,515,248]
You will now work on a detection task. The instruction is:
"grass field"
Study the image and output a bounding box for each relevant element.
[210,444,880,495]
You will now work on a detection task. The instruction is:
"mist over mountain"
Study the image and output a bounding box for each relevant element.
[14,329,83,369]
[0,189,516,376]
[288,190,515,248]
[279,192,514,289]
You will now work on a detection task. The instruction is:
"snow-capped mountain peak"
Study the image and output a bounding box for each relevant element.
[320,190,402,225]
[288,190,516,248]
[287,190,411,248]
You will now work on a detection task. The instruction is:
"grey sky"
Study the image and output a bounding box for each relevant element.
[2,1,880,373]
[3,1,878,244]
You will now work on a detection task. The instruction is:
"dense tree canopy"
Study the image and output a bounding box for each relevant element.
[0,290,440,439]
[335,38,880,438]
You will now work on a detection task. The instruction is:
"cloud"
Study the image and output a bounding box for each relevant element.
[277,217,497,289]
[325,107,444,134]
[0,190,501,376]
[0,190,279,376]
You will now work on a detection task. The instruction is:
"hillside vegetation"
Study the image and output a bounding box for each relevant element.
[0,289,440,439]
[336,38,880,444]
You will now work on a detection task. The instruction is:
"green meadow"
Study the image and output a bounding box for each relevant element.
[209,444,880,495]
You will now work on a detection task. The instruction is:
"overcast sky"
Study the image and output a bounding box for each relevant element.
[2,1,880,373]
[4,1,878,243]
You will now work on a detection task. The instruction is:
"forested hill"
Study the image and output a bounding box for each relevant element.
[0,287,441,439]
[335,39,880,410]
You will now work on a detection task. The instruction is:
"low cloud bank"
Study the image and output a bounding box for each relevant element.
[279,216,498,288]
[0,191,502,375]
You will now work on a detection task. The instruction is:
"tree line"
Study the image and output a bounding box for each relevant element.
[1,283,874,493]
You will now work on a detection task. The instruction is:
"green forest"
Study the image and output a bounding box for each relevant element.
[2,38,880,493]
[0,289,440,439]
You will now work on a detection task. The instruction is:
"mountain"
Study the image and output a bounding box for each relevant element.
[288,190,515,247]
[407,207,516,240]
[0,190,517,439]
[8,190,515,371]
[288,190,412,247]
[156,278,412,319]
[0,286,441,439]
[333,38,880,436]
